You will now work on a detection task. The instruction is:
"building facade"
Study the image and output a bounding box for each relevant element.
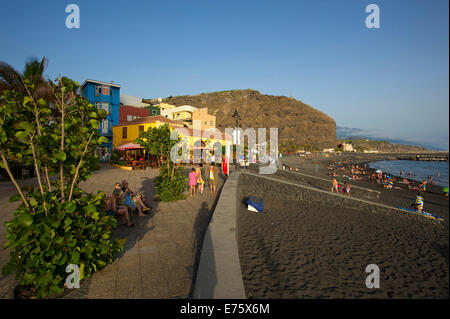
[80,79,121,155]
[158,103,216,130]
[113,116,229,161]
[119,105,150,124]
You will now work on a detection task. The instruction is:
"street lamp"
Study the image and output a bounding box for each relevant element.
[232,109,241,171]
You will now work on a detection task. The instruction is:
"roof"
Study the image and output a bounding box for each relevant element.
[80,79,121,89]
[113,115,186,128]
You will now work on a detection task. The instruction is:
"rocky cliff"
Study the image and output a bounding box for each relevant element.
[161,89,336,149]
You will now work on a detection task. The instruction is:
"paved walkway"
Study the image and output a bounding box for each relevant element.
[0,164,225,299]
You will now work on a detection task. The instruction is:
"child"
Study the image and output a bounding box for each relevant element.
[415,193,424,213]
[189,168,197,197]
[343,181,351,197]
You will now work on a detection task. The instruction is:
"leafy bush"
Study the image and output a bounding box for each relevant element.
[0,61,125,298]
[154,166,187,202]
[3,187,125,298]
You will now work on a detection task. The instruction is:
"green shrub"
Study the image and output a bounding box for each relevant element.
[2,187,125,298]
[154,166,187,202]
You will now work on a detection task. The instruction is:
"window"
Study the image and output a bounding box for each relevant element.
[152,110,157,115]
[122,127,127,139]
[102,120,108,134]
[110,87,113,96]
[102,85,109,95]
[139,125,144,137]
[101,102,109,113]
[109,104,112,114]
[95,85,101,96]
[95,102,100,109]
[127,115,133,122]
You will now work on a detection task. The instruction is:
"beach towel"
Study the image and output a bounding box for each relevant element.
[246,196,263,213]
[397,206,443,221]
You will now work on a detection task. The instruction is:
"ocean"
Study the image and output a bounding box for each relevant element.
[368,160,449,187]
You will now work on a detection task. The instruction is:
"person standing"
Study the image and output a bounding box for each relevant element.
[222,156,229,178]
[343,181,351,197]
[415,193,424,213]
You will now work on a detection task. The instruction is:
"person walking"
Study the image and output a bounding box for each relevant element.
[189,168,197,198]
[196,164,205,195]
[209,161,219,196]
[331,178,339,193]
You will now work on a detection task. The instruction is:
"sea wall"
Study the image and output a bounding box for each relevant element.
[193,172,246,299]
[247,164,381,200]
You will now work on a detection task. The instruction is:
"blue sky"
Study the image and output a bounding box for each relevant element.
[1,0,448,149]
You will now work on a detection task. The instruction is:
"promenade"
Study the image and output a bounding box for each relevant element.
[0,164,224,299]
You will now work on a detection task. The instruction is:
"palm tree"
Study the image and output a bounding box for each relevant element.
[0,56,51,100]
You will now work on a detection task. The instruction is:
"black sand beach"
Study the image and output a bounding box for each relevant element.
[237,154,449,298]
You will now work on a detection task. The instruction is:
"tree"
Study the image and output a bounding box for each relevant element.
[136,124,187,201]
[0,60,124,298]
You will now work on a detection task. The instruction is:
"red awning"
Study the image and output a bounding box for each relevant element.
[116,143,143,151]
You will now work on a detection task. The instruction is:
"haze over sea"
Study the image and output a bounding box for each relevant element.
[368,160,449,187]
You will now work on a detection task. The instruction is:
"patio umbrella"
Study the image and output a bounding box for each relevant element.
[116,143,143,151]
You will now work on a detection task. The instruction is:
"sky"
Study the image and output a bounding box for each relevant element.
[0,0,448,149]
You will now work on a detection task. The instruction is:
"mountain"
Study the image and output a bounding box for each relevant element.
[160,89,336,149]
[336,126,442,151]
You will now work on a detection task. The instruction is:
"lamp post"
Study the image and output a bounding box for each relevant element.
[232,109,241,171]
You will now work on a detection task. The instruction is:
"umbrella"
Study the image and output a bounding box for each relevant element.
[116,143,143,151]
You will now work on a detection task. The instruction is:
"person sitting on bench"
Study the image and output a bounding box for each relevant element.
[121,180,151,216]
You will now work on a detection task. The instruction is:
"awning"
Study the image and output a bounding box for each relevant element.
[116,143,143,151]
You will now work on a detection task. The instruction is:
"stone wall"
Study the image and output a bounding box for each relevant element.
[247,164,380,200]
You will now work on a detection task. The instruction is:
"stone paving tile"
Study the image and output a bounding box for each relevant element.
[0,164,225,299]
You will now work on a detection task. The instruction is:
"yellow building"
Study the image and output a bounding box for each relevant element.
[112,115,230,157]
[156,103,216,130]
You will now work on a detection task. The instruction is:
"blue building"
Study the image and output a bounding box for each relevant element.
[80,79,121,156]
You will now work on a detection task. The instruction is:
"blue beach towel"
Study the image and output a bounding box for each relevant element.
[246,196,264,213]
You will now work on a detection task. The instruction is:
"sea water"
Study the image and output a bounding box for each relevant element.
[368,160,449,187]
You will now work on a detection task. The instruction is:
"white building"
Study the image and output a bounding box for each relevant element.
[341,143,354,152]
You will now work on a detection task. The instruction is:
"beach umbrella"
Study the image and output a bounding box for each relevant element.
[116,143,143,151]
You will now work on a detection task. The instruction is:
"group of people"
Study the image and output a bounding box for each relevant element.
[188,161,226,197]
[105,180,152,227]
[331,178,351,197]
